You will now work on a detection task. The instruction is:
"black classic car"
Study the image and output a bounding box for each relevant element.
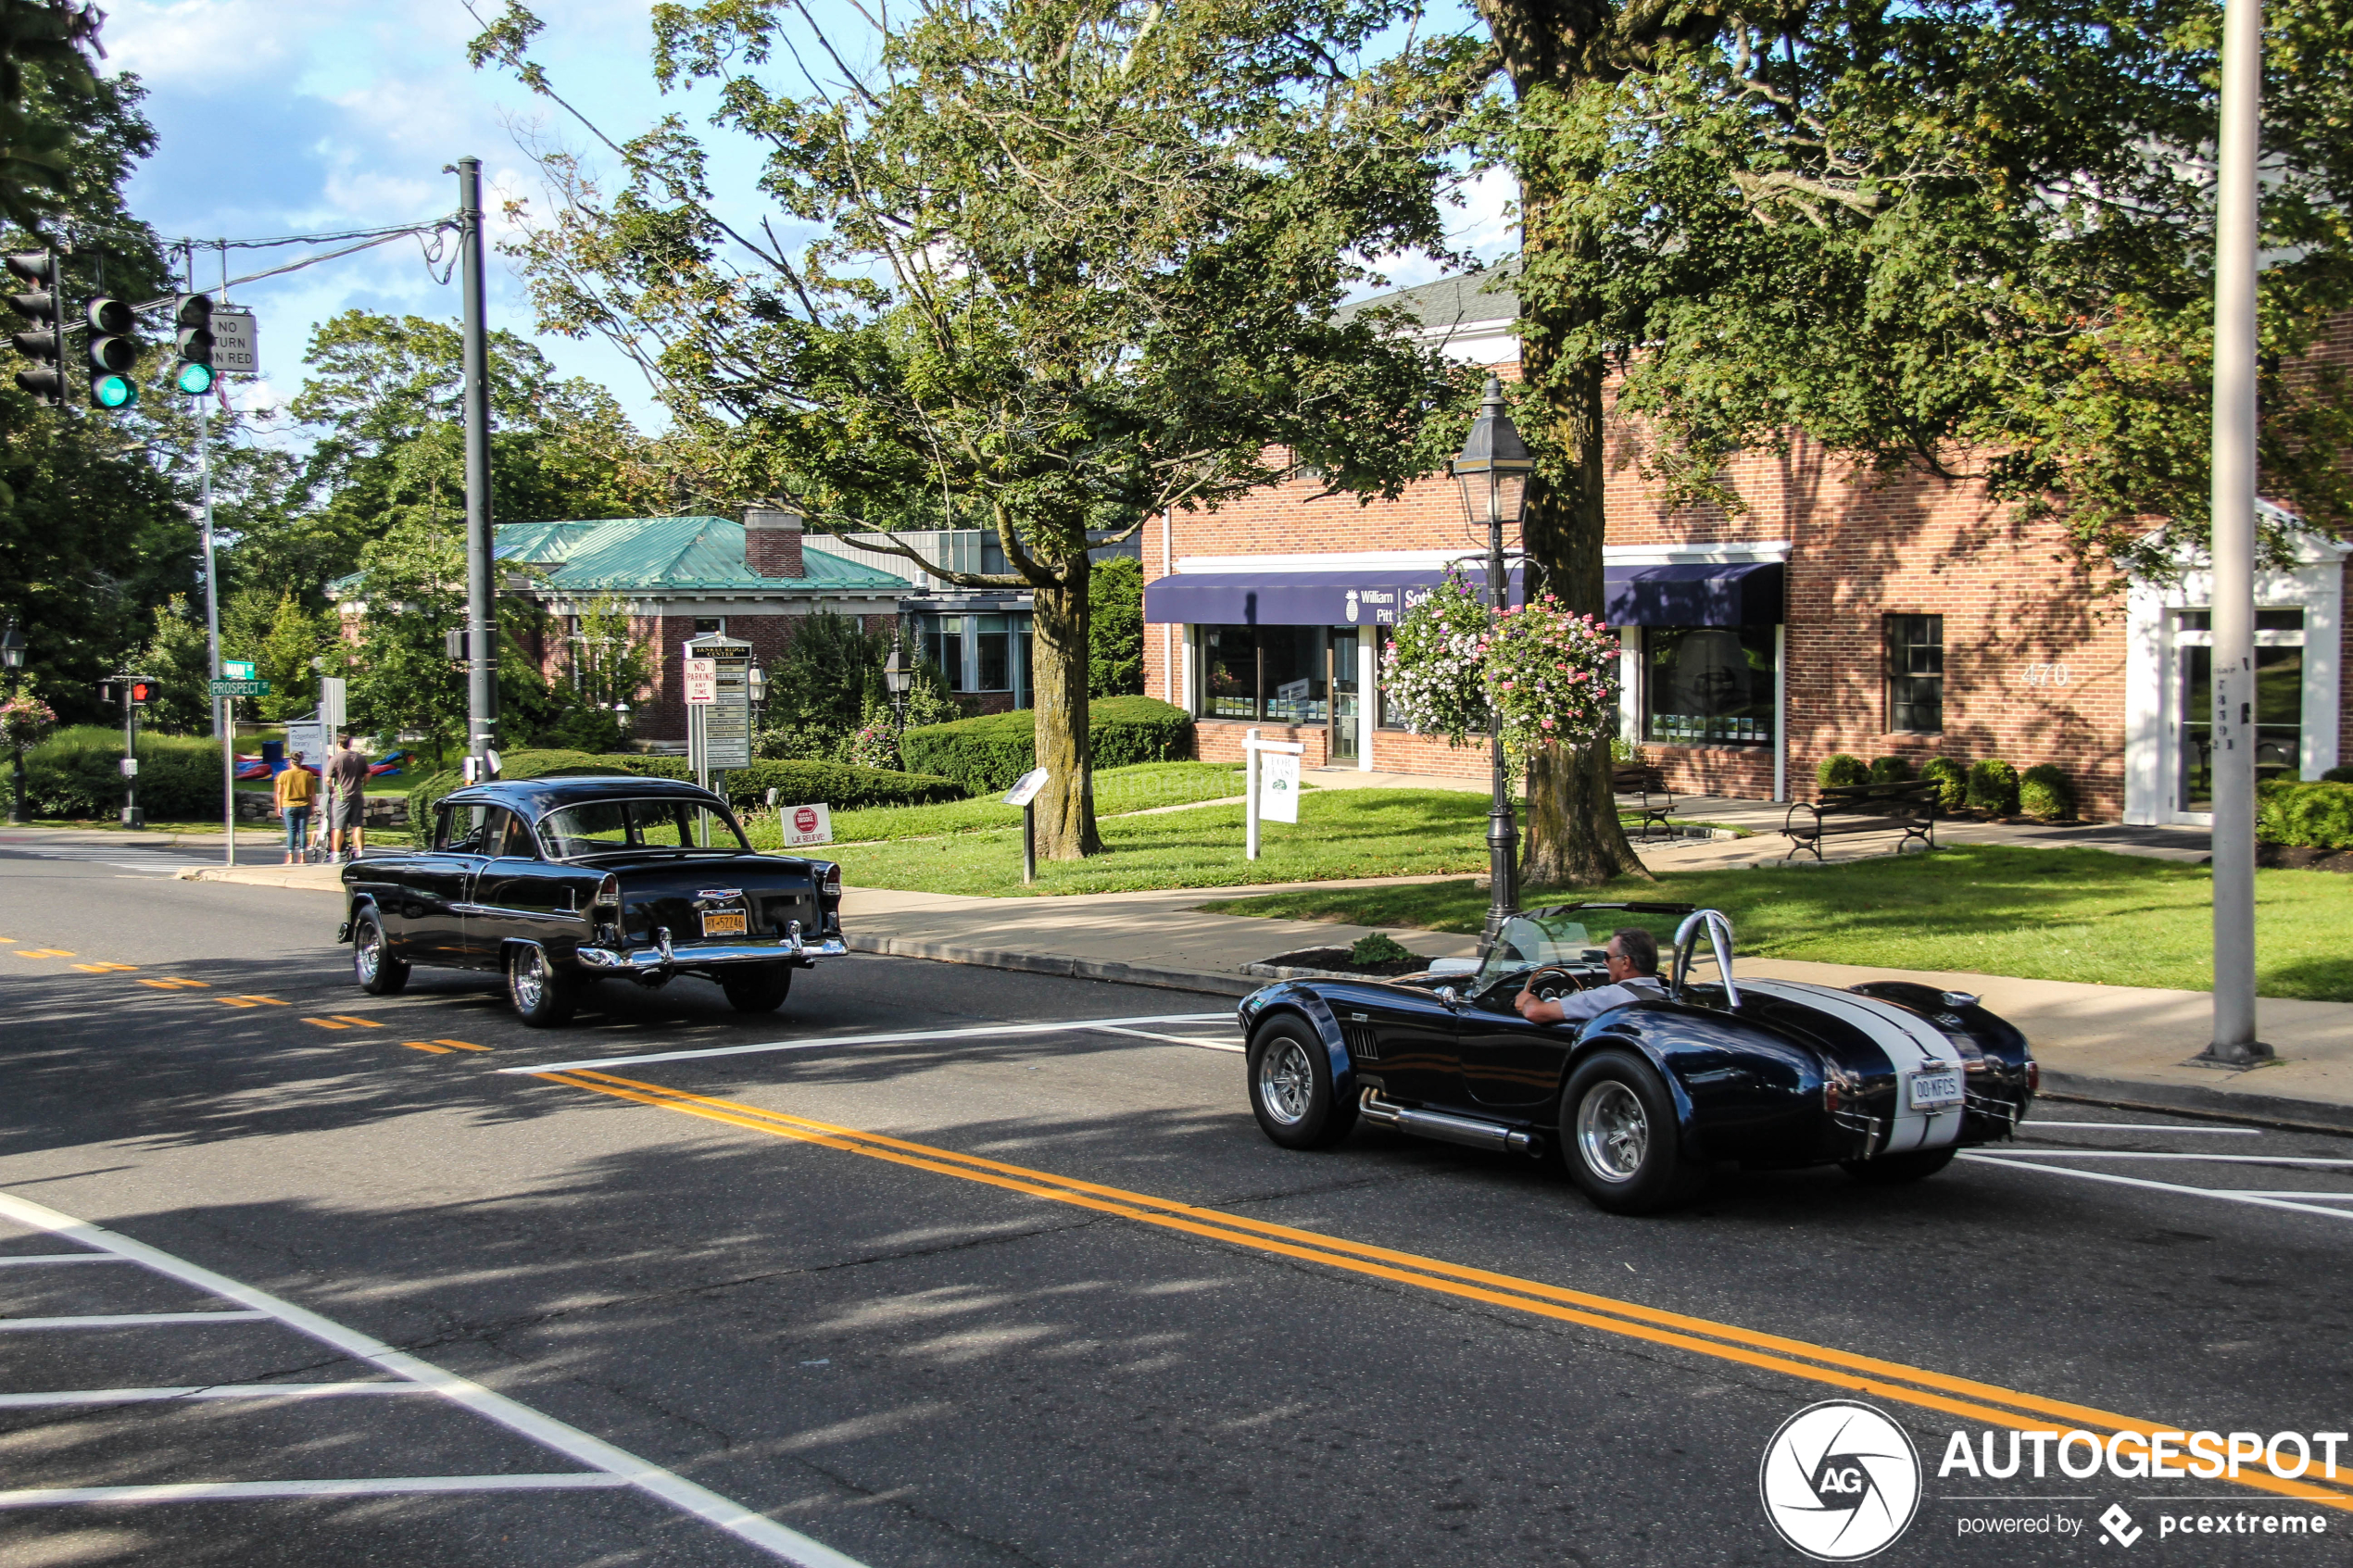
[1239,903,2037,1213]
[337,776,848,1025]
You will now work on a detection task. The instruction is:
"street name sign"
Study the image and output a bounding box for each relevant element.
[208,678,270,696]
[221,659,257,680]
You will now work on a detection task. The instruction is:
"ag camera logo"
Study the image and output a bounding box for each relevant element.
[1760,1400,1923,1561]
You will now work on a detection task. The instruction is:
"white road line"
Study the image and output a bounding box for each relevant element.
[0,1474,634,1508]
[1957,1154,2353,1223]
[0,1311,269,1330]
[0,1254,136,1266]
[1969,1150,2353,1167]
[2021,1123,2263,1135]
[0,1383,435,1408]
[2232,1191,2353,1201]
[0,1190,870,1568]
[503,1010,1237,1075]
[1089,1025,1246,1053]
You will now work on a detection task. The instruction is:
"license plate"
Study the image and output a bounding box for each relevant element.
[700,911,748,937]
[1908,1071,1962,1110]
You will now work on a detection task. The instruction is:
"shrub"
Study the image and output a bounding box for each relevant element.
[2323,765,2353,784]
[1868,756,1914,784]
[1817,753,1869,789]
[2257,780,2353,849]
[1965,758,2020,815]
[900,696,1191,794]
[1350,931,1416,966]
[406,749,633,840]
[1920,757,1968,812]
[1089,556,1145,697]
[2019,763,2076,820]
[27,725,226,821]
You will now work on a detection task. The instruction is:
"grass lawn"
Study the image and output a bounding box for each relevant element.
[1196,845,2353,1001]
[749,761,1259,849]
[828,785,1491,897]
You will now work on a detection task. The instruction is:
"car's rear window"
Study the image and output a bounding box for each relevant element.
[538,799,749,859]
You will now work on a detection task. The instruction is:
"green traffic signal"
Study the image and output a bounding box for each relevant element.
[172,293,215,397]
[92,371,136,408]
[175,359,215,395]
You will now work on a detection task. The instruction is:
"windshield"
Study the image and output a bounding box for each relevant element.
[1475,912,1604,986]
[538,799,749,859]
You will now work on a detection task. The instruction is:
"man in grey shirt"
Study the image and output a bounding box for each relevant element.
[1514,927,1664,1025]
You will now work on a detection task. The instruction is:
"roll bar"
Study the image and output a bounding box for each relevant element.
[1670,909,1741,1010]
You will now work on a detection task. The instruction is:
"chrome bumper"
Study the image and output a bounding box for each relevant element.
[575,924,849,973]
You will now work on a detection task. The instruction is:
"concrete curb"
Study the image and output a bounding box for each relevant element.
[2037,1068,2353,1136]
[843,935,1258,998]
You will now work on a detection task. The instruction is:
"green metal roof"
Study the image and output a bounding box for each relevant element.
[497,516,910,594]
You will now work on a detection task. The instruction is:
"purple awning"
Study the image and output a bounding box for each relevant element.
[1144,559,1780,628]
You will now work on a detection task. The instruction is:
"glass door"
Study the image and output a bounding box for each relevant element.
[1328,631,1359,761]
[2171,609,2306,821]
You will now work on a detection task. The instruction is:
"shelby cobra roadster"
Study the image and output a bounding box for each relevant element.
[338,776,848,1025]
[1239,905,2037,1213]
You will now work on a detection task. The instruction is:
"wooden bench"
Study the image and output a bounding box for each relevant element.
[1612,762,1680,842]
[1782,780,1940,861]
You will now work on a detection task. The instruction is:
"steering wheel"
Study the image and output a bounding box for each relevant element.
[1522,964,1591,1003]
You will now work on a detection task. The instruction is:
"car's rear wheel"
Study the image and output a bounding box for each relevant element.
[352,909,409,997]
[1248,1019,1355,1150]
[722,963,793,1013]
[1840,1146,1957,1185]
[1560,1048,1705,1214]
[507,944,579,1027]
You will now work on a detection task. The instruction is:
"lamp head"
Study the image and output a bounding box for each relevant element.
[0,617,22,671]
[1450,375,1533,532]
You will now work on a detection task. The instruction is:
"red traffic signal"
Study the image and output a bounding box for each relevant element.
[128,680,152,705]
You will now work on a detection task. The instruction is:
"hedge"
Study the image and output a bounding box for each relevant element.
[1817,753,1869,789]
[900,696,1192,794]
[2019,763,2075,820]
[1867,756,1914,784]
[25,726,225,821]
[1920,757,1968,812]
[2258,780,2353,849]
[403,749,960,843]
[2323,766,2353,784]
[1965,759,2020,815]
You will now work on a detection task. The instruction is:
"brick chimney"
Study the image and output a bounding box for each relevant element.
[744,507,805,579]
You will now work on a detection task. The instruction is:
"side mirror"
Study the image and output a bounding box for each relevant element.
[1435,986,1463,1008]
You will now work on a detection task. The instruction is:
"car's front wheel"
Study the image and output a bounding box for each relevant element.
[352,909,409,997]
[506,944,579,1027]
[1248,1019,1356,1150]
[1560,1048,1705,1214]
[722,963,793,1013]
[1840,1147,1957,1185]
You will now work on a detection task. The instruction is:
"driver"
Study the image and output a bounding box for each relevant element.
[1514,927,1662,1025]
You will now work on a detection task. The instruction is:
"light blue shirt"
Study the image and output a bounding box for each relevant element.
[1549,975,1663,1023]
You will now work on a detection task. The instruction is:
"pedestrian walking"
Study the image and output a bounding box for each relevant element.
[327,734,372,863]
[273,749,316,866]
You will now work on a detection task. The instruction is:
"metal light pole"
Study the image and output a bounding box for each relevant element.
[2200,0,2271,1065]
[2,618,25,826]
[457,156,497,776]
[884,646,912,727]
[1453,377,1534,947]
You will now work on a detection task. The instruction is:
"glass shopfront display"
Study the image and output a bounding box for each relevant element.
[1195,625,1336,724]
[1643,625,1776,747]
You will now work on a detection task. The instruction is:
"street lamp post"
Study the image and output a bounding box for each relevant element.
[2,618,25,827]
[884,646,913,727]
[1452,377,1535,947]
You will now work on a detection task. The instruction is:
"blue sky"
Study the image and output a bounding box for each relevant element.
[105,1,1513,435]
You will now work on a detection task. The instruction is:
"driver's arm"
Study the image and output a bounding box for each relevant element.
[1514,986,1567,1025]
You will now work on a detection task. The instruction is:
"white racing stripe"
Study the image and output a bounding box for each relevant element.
[1736,980,1966,1153]
[502,1011,1237,1076]
[0,1191,871,1568]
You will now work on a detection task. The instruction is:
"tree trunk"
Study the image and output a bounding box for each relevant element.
[1029,562,1102,859]
[1515,87,1647,888]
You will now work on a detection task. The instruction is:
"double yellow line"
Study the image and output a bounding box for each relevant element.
[533,1066,2353,1512]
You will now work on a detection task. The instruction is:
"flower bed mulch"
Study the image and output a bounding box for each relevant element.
[2258,844,2353,873]
[1260,947,1436,978]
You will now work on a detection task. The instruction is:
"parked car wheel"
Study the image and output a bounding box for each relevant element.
[1560,1048,1705,1214]
[1840,1147,1957,1185]
[1248,1018,1356,1150]
[506,944,579,1027]
[352,909,409,997]
[721,963,793,1013]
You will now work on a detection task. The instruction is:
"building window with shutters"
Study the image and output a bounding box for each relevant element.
[1884,614,1944,733]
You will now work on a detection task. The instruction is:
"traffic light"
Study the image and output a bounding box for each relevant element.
[171,294,214,395]
[6,251,63,406]
[128,677,154,706]
[86,295,137,409]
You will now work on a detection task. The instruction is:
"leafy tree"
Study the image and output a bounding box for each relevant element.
[219,588,324,722]
[132,596,212,735]
[563,592,652,712]
[1088,556,1144,698]
[469,0,1477,857]
[761,612,890,761]
[0,0,103,230]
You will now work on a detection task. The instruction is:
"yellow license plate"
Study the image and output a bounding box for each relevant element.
[700,912,749,937]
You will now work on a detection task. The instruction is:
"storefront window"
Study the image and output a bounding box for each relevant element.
[1884,614,1944,733]
[1195,626,1329,723]
[1643,626,1775,747]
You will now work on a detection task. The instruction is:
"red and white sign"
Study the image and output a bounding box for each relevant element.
[778,802,833,847]
[683,661,718,704]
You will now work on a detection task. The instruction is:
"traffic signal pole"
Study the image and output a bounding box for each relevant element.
[181,251,233,865]
[458,157,497,775]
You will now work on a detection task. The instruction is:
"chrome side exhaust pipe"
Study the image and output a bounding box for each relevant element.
[1360,1088,1538,1156]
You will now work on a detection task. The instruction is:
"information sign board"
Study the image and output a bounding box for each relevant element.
[1002,768,1050,807]
[1259,752,1302,823]
[778,803,834,847]
[684,661,718,704]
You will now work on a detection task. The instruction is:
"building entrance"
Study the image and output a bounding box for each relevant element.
[2169,608,2306,822]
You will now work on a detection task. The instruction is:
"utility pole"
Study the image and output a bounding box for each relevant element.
[457,157,497,775]
[2200,0,2271,1066]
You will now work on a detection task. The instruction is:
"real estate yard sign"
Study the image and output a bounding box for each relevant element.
[1260,752,1301,823]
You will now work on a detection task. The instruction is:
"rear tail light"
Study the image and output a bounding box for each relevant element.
[2025,1060,2040,1094]
[591,874,620,912]
[822,862,841,897]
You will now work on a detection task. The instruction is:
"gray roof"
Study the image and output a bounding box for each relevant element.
[1340,257,1520,332]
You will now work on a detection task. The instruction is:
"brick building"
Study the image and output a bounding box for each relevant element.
[1141,267,2350,823]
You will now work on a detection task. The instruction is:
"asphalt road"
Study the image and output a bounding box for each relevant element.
[2,836,2350,1567]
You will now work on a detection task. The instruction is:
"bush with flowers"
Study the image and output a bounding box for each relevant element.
[0,688,56,753]
[1378,568,1492,745]
[1481,594,1619,758]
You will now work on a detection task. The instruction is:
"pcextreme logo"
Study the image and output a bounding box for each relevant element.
[1760,1400,1924,1562]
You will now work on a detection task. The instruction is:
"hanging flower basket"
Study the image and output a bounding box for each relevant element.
[1378,567,1491,746]
[0,692,55,752]
[1482,594,1620,759]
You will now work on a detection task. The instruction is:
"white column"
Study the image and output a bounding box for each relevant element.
[1617,627,1642,747]
[1773,623,1788,803]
